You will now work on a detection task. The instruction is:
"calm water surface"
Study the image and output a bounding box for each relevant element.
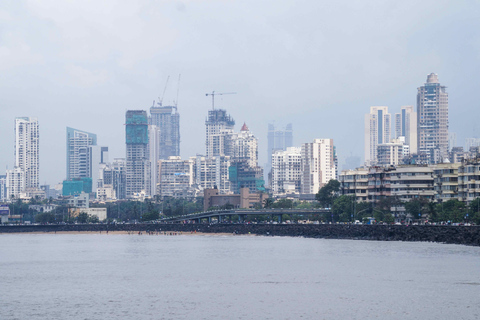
[1,233,479,320]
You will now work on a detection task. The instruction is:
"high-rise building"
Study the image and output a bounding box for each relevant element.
[14,117,39,190]
[6,167,25,199]
[394,106,417,154]
[112,158,127,199]
[148,125,160,196]
[225,123,259,168]
[149,103,180,159]
[66,127,97,180]
[266,123,293,185]
[364,106,391,165]
[301,139,337,195]
[377,139,405,166]
[125,110,151,197]
[417,73,449,163]
[158,156,195,198]
[90,145,109,190]
[66,127,108,193]
[194,155,231,194]
[267,123,293,164]
[205,109,235,157]
[271,147,302,196]
[228,160,264,194]
[0,175,6,202]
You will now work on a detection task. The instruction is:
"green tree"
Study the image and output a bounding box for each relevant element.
[87,215,100,223]
[263,198,274,208]
[35,212,55,224]
[315,180,340,208]
[332,195,355,222]
[468,198,480,224]
[142,211,160,222]
[442,199,467,223]
[404,198,429,221]
[272,199,293,209]
[77,212,89,223]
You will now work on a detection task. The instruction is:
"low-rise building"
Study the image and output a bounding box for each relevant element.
[433,163,460,202]
[457,159,480,203]
[339,168,369,202]
[203,188,268,211]
[390,165,434,202]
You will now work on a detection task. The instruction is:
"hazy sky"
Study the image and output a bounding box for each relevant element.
[1,0,480,185]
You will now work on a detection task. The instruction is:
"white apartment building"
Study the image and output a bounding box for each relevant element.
[365,106,391,165]
[158,156,195,198]
[14,117,39,190]
[6,167,24,199]
[301,139,336,195]
[148,124,160,196]
[195,155,231,194]
[417,73,449,163]
[394,105,417,154]
[0,175,6,202]
[271,147,302,196]
[225,123,258,168]
[205,109,235,158]
[377,138,404,166]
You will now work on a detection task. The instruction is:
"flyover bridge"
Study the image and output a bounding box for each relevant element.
[160,208,332,224]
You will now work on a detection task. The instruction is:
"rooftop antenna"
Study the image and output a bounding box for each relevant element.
[158,76,170,107]
[205,91,236,110]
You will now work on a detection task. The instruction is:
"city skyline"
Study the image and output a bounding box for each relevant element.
[2,1,480,185]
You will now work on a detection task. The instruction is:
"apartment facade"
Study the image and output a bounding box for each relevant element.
[301,139,336,195]
[14,117,39,190]
[417,73,449,163]
[365,106,391,165]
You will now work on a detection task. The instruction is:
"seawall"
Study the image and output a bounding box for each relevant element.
[1,223,480,246]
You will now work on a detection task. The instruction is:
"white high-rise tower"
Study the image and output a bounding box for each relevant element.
[14,117,39,189]
[364,106,391,165]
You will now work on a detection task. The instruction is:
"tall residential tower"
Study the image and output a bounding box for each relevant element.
[394,105,417,155]
[125,110,151,197]
[364,106,391,165]
[205,109,235,157]
[149,103,180,159]
[417,73,449,163]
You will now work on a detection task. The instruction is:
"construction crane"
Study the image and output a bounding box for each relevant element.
[158,76,170,107]
[205,91,236,110]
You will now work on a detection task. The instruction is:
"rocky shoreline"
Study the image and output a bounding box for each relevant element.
[1,223,480,246]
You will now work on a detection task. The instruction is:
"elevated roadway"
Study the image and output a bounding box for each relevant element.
[160,208,332,223]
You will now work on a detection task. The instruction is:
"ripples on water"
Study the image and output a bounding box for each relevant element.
[1,234,479,320]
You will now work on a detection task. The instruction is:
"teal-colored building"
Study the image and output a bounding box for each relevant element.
[62,178,92,196]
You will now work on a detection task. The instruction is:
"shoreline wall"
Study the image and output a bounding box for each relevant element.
[1,223,480,246]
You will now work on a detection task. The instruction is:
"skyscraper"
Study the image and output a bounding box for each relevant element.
[271,147,302,196]
[225,123,259,168]
[364,106,391,165]
[266,123,293,186]
[205,109,235,157]
[149,103,180,159]
[14,117,39,190]
[417,73,449,163]
[66,127,97,180]
[301,139,336,195]
[125,110,151,197]
[394,105,417,155]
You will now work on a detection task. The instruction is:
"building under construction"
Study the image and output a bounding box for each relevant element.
[125,110,151,197]
[150,103,180,159]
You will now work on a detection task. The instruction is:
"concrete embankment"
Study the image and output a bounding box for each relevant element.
[1,223,480,246]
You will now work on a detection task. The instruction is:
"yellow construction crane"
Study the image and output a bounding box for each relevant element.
[205,91,236,110]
